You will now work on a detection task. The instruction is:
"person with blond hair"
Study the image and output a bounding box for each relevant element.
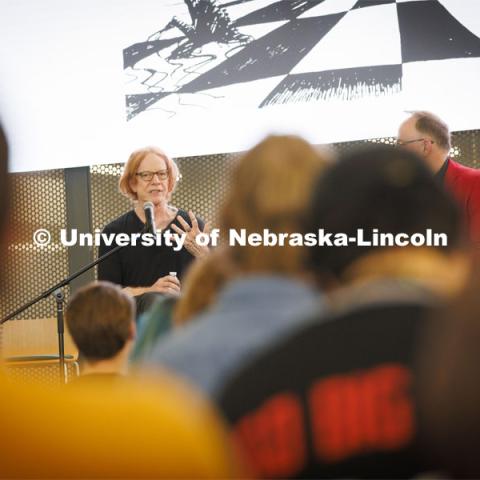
[145,135,328,395]
[173,247,236,327]
[0,124,243,478]
[98,146,209,314]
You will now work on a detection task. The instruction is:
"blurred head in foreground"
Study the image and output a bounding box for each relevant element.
[0,374,242,477]
[305,144,469,295]
[173,247,236,326]
[0,122,9,288]
[220,134,328,278]
[66,281,136,376]
[0,122,8,225]
[418,260,480,478]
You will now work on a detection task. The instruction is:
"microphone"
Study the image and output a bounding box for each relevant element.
[143,201,156,235]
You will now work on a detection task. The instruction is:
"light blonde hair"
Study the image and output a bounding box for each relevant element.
[219,135,328,275]
[173,248,235,326]
[119,146,180,200]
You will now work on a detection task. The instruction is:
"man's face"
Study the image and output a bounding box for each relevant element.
[397,118,428,157]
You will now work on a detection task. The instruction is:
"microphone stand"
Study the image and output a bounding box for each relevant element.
[1,242,130,384]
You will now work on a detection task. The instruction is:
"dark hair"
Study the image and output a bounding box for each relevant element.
[66,281,135,361]
[417,261,480,477]
[0,122,10,294]
[305,144,464,279]
[0,122,9,235]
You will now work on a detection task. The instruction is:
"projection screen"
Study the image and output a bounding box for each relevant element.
[1,0,480,172]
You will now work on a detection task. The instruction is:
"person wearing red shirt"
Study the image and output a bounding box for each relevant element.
[397,111,480,246]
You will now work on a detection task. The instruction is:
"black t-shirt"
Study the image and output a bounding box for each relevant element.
[97,209,202,287]
[218,299,433,479]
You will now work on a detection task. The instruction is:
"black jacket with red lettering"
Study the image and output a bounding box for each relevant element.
[217,280,437,479]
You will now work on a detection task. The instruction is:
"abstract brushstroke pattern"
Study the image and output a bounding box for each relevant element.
[154,0,250,59]
[260,65,403,107]
[123,0,480,120]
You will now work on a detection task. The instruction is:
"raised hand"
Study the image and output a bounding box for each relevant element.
[171,211,211,258]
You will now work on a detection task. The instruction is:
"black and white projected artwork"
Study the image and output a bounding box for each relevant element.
[124,0,480,120]
[1,0,480,171]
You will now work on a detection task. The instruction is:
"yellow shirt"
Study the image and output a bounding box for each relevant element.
[0,369,243,478]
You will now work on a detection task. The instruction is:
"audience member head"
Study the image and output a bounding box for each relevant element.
[119,146,180,202]
[66,281,136,375]
[0,122,10,289]
[397,111,451,172]
[173,248,236,326]
[0,122,9,231]
[220,135,327,276]
[418,261,480,478]
[305,144,468,293]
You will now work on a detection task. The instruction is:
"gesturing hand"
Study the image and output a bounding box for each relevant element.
[171,211,211,258]
[150,275,181,296]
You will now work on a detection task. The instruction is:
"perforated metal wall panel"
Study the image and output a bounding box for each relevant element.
[333,130,479,168]
[3,361,79,386]
[90,163,131,240]
[1,170,70,323]
[2,130,479,356]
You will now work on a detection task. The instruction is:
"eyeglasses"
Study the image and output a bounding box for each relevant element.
[395,138,435,147]
[135,170,169,182]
